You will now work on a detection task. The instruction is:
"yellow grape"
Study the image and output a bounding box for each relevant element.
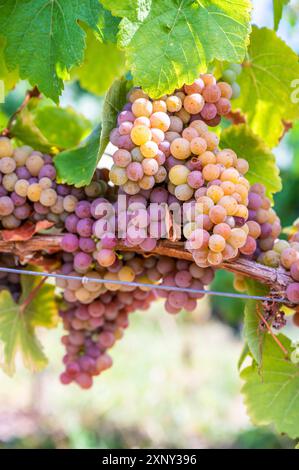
[132,98,153,118]
[109,165,128,186]
[220,181,235,195]
[218,195,238,216]
[236,158,249,175]
[199,151,216,166]
[151,128,165,144]
[140,141,158,158]
[202,163,221,181]
[166,95,182,112]
[170,138,191,160]
[150,112,170,132]
[152,100,167,113]
[27,183,42,202]
[174,183,194,201]
[40,188,57,207]
[169,165,190,185]
[206,185,224,203]
[228,228,247,248]
[0,137,13,158]
[220,168,240,184]
[14,179,29,197]
[234,204,248,219]
[190,137,207,155]
[207,251,223,266]
[209,234,226,253]
[130,125,152,145]
[118,266,136,282]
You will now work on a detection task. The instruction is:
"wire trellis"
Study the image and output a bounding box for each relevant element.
[0,266,289,304]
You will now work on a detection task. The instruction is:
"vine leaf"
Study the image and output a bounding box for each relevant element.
[71,29,126,96]
[233,26,299,147]
[112,0,251,98]
[11,99,91,153]
[243,279,268,365]
[238,342,250,370]
[20,272,58,329]
[54,125,101,187]
[273,0,290,30]
[100,0,151,21]
[99,77,131,158]
[0,271,58,376]
[97,3,121,43]
[241,334,299,439]
[0,37,18,93]
[221,124,282,202]
[1,220,54,242]
[0,0,101,102]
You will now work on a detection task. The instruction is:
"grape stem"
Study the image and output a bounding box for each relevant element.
[0,235,293,293]
[255,304,289,358]
[1,87,41,137]
[19,276,47,314]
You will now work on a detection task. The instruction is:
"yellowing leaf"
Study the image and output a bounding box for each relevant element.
[0,270,58,375]
[0,290,47,376]
[20,274,58,329]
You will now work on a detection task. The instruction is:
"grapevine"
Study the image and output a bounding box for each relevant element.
[0,0,299,446]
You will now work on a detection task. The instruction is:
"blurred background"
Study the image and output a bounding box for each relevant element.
[0,0,299,450]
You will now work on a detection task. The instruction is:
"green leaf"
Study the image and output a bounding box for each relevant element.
[100,0,151,21]
[241,334,299,439]
[273,0,290,30]
[97,3,121,43]
[0,37,18,93]
[99,76,131,158]
[20,273,58,329]
[243,279,269,365]
[115,0,252,98]
[72,29,126,96]
[0,0,101,102]
[238,342,250,370]
[233,27,299,147]
[221,124,282,201]
[54,124,101,187]
[11,98,91,153]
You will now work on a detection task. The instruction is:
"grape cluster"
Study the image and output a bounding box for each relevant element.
[155,256,214,313]
[221,63,242,99]
[59,280,156,389]
[247,183,281,256]
[182,147,252,267]
[109,73,233,196]
[57,251,160,388]
[0,137,108,230]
